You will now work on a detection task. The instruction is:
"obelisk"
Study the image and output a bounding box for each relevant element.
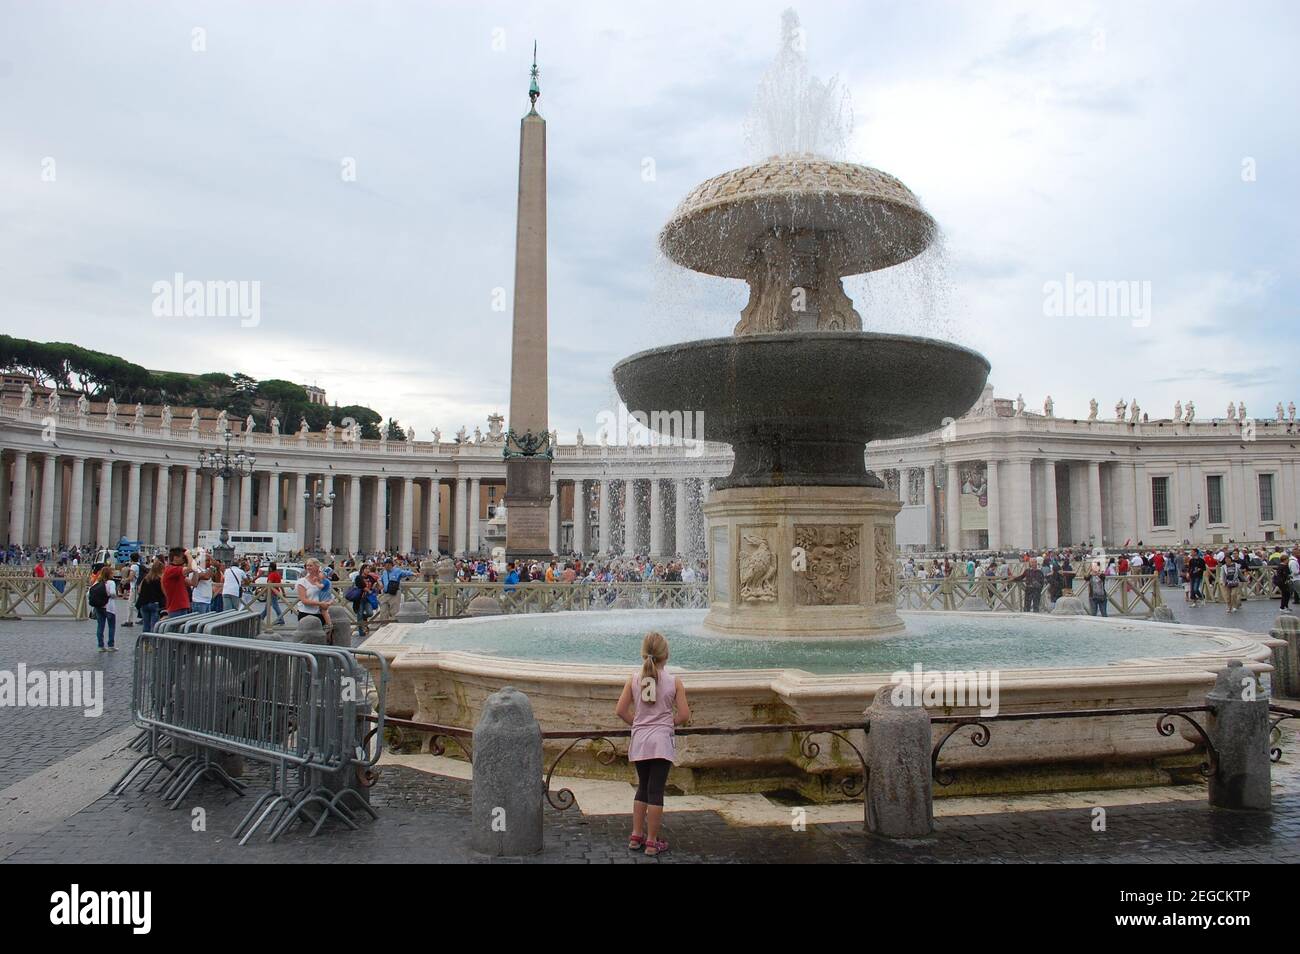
[504,48,554,559]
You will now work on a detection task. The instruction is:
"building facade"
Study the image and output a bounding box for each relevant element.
[0,395,731,558]
[6,386,1297,558]
[866,388,1300,552]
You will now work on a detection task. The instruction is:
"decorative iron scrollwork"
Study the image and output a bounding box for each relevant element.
[931,721,992,787]
[1268,710,1298,764]
[798,729,868,799]
[1156,711,1218,778]
[544,736,619,811]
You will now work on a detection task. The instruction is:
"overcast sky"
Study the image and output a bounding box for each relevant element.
[2,0,1298,440]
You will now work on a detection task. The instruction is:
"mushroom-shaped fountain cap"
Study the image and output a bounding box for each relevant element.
[659,155,935,279]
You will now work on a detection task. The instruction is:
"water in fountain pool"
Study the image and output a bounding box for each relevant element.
[399,609,1212,675]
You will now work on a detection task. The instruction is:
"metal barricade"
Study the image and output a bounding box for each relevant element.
[112,630,389,844]
[190,608,263,639]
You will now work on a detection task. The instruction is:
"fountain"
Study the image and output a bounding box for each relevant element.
[612,26,987,637]
[362,14,1282,799]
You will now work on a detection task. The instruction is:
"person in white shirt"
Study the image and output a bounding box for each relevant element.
[220,559,248,612]
[192,559,215,613]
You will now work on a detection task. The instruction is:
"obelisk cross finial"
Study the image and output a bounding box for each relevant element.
[528,41,540,110]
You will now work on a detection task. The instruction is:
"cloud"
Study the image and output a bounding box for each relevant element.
[1,0,1298,440]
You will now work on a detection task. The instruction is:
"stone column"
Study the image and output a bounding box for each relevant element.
[96,459,112,547]
[258,475,271,535]
[239,473,253,530]
[371,477,387,553]
[124,461,141,542]
[1042,460,1059,549]
[1087,460,1103,547]
[573,479,587,555]
[986,460,1001,550]
[945,462,960,551]
[427,479,441,555]
[921,464,935,549]
[152,465,169,547]
[38,453,58,548]
[67,457,86,548]
[622,478,635,555]
[294,473,308,552]
[1120,461,1138,546]
[467,477,480,555]
[597,479,610,555]
[1008,457,1033,549]
[0,454,9,545]
[266,471,280,534]
[347,475,361,554]
[182,466,197,547]
[548,479,559,553]
[453,478,467,556]
[211,474,225,537]
[674,478,688,556]
[648,478,663,557]
[402,476,415,555]
[319,475,335,553]
[9,452,29,547]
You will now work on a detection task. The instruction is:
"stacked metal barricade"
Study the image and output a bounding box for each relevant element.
[112,610,389,844]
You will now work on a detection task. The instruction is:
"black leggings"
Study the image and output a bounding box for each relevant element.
[634,758,672,807]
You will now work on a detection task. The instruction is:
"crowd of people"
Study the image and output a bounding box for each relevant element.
[49,544,711,651]
[901,543,1300,616]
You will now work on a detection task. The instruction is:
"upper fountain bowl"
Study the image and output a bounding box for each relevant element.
[612,331,989,488]
[660,155,936,279]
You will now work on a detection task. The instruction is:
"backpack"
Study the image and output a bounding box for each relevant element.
[1089,576,1106,598]
[385,573,401,595]
[88,581,109,609]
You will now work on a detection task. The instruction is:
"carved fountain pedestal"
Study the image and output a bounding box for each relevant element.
[703,485,903,638]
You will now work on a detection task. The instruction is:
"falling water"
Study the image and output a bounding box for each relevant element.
[743,8,853,161]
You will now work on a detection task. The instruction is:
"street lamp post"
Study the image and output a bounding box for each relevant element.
[303,481,336,559]
[197,429,255,565]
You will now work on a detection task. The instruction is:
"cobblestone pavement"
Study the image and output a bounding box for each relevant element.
[4,762,1298,864]
[0,609,139,790]
[2,598,1297,863]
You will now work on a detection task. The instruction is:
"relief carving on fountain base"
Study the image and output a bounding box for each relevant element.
[793,524,860,605]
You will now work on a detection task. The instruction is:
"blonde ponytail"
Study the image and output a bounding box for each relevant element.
[638,631,668,703]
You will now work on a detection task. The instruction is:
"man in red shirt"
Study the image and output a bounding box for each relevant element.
[161,547,198,616]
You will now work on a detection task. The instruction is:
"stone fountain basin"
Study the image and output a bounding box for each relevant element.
[361,611,1284,800]
[612,332,990,487]
[659,155,936,277]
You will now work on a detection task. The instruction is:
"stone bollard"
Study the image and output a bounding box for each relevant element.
[1269,613,1300,699]
[1205,660,1271,811]
[294,614,328,644]
[1150,604,1176,623]
[865,685,934,838]
[465,594,504,617]
[471,687,544,856]
[1051,593,1087,616]
[397,597,431,623]
[327,604,353,645]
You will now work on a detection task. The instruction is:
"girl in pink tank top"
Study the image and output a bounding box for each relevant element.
[615,631,690,857]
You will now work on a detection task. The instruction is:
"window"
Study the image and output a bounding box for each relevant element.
[1206,475,1223,524]
[1151,476,1169,527]
[1259,474,1275,523]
